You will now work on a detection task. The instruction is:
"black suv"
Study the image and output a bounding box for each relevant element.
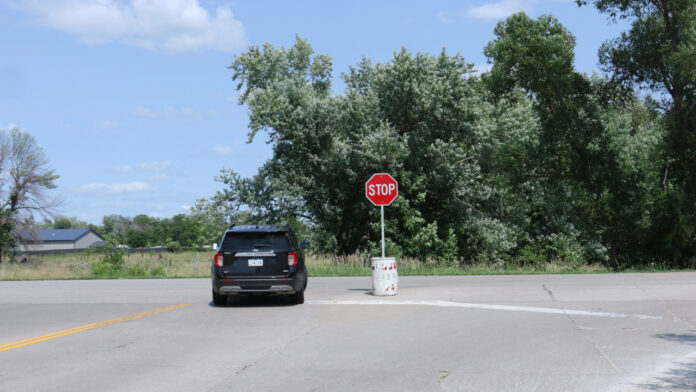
[211,224,309,306]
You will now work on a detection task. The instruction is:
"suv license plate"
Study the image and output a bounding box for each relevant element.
[248,258,263,267]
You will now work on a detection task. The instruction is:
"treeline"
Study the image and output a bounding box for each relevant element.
[42,209,226,249]
[200,4,695,269]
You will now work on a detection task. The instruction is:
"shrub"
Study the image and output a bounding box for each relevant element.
[518,243,546,269]
[126,265,147,277]
[90,242,126,276]
[91,261,117,276]
[166,239,181,252]
[148,266,165,276]
[466,217,517,264]
[534,232,584,269]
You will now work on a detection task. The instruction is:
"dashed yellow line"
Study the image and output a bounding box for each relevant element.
[0,303,192,352]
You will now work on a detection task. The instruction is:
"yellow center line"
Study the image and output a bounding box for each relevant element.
[0,303,192,352]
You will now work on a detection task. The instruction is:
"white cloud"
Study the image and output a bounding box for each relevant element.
[91,120,120,129]
[132,107,157,118]
[140,161,171,171]
[12,0,248,53]
[149,173,171,183]
[114,160,171,173]
[212,140,245,156]
[132,106,213,119]
[466,0,537,21]
[77,181,150,194]
[436,11,453,24]
[0,123,20,132]
[212,145,233,156]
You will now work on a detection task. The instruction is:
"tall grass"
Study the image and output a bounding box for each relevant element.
[4,250,682,281]
[305,254,612,276]
[0,251,215,280]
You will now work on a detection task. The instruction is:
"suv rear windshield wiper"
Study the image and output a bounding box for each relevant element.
[253,244,272,248]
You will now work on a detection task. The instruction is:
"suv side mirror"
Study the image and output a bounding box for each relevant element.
[301,239,310,248]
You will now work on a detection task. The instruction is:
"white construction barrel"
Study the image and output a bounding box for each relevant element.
[371,257,398,296]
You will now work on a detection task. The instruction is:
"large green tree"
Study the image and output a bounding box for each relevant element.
[578,0,696,265]
[484,12,666,266]
[219,30,667,267]
[225,37,541,261]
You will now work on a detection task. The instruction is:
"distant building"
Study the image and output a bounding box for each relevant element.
[15,229,106,252]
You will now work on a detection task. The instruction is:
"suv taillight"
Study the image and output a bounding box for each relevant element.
[214,253,224,267]
[288,252,298,266]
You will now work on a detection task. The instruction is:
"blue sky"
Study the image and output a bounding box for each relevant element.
[0,0,628,224]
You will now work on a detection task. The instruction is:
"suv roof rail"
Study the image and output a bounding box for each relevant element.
[225,224,290,233]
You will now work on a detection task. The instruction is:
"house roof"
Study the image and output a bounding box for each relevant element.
[15,228,104,243]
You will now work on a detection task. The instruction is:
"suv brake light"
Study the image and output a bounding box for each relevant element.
[214,253,224,267]
[288,252,298,266]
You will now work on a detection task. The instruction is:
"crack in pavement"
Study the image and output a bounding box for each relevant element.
[633,281,695,329]
[219,322,322,383]
[235,359,259,375]
[438,370,450,391]
[542,284,623,375]
[542,284,557,302]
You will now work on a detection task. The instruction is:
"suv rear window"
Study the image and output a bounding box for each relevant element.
[221,232,290,250]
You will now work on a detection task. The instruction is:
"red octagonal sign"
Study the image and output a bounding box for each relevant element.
[365,173,398,206]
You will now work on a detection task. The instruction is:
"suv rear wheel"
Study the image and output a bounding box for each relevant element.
[291,289,305,304]
[212,290,227,306]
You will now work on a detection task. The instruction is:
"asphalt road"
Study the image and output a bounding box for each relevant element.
[1,273,695,392]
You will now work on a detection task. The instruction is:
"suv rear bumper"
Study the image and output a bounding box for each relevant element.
[212,277,300,295]
[219,285,294,294]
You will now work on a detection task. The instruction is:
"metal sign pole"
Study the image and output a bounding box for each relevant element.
[381,205,385,258]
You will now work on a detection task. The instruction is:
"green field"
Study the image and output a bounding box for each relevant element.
[3,250,686,281]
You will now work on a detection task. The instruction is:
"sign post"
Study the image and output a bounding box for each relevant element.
[365,173,399,254]
[381,205,385,258]
[366,173,399,295]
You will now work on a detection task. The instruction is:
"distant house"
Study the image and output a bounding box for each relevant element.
[15,229,106,252]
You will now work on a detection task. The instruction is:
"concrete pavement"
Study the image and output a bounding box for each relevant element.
[0,274,695,391]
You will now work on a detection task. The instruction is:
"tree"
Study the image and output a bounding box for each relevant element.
[484,13,610,187]
[577,0,696,265]
[483,12,668,266]
[53,218,72,229]
[220,31,671,267]
[100,214,132,243]
[226,37,524,260]
[0,127,60,258]
[188,197,233,246]
[41,216,89,229]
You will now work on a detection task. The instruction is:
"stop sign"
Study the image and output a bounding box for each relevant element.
[365,173,398,206]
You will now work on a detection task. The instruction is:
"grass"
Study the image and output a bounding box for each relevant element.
[0,251,214,281]
[306,254,614,276]
[0,250,667,281]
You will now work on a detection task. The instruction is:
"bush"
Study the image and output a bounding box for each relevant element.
[90,242,126,276]
[91,261,117,276]
[518,243,546,269]
[582,241,609,265]
[126,265,147,277]
[466,217,517,264]
[166,239,181,252]
[148,266,165,276]
[533,232,584,269]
